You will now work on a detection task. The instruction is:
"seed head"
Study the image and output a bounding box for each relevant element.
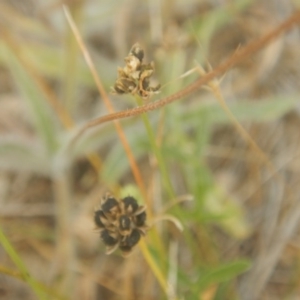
[94,194,148,256]
[111,43,160,100]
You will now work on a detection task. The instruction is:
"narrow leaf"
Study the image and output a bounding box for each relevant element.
[198,260,251,291]
[0,136,50,175]
[1,44,59,155]
[0,227,46,299]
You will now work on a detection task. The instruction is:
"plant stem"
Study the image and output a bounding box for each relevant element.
[0,227,46,299]
[53,171,76,298]
[135,96,175,200]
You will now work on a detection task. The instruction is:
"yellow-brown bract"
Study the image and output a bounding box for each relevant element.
[111,43,160,99]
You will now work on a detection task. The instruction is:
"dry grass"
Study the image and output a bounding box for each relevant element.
[1,1,300,300]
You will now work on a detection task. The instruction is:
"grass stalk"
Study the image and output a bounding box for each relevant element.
[139,239,176,299]
[62,2,82,113]
[0,227,46,299]
[0,27,102,174]
[0,265,67,300]
[135,95,175,200]
[52,171,76,298]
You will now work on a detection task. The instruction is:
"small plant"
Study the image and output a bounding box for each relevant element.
[94,193,148,256]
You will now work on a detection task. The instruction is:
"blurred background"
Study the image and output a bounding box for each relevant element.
[0,0,300,299]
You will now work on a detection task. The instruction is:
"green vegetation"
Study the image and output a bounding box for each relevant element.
[0,1,300,299]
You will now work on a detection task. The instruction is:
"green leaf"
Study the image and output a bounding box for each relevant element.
[0,227,46,299]
[24,44,116,88]
[0,44,59,155]
[197,260,251,291]
[186,0,251,54]
[183,96,298,126]
[203,186,251,239]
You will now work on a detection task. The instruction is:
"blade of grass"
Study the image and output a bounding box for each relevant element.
[197,260,251,292]
[0,27,102,173]
[181,95,298,125]
[0,265,67,300]
[139,239,172,298]
[2,44,59,155]
[0,136,50,175]
[195,64,296,209]
[196,63,282,176]
[0,28,73,130]
[52,172,76,298]
[62,1,82,113]
[0,227,46,299]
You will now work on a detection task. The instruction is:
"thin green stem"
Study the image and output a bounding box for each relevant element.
[0,265,67,300]
[135,96,175,200]
[0,227,46,299]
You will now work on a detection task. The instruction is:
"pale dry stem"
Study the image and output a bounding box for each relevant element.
[63,5,150,207]
[70,10,300,144]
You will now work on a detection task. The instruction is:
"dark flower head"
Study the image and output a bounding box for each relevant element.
[94,194,148,256]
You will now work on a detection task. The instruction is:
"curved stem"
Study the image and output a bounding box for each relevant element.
[70,10,300,145]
